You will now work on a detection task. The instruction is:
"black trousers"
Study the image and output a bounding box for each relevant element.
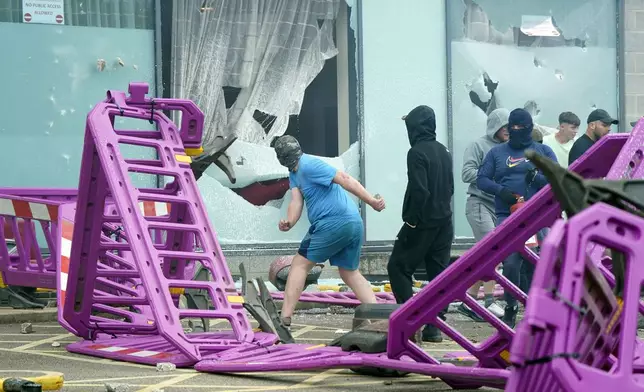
[387,219,454,320]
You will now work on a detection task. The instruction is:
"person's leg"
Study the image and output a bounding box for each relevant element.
[464,197,485,302]
[519,260,535,294]
[330,219,377,304]
[478,202,505,318]
[501,252,522,328]
[281,224,335,325]
[280,253,315,323]
[461,197,502,320]
[387,224,429,304]
[421,219,454,342]
[495,215,522,328]
[338,268,377,304]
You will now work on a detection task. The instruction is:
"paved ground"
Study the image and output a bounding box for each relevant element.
[0,307,500,392]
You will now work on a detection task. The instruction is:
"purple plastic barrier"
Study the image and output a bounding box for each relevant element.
[507,203,643,392]
[67,331,278,367]
[376,133,628,388]
[195,343,509,389]
[269,290,395,305]
[0,194,63,289]
[267,285,505,306]
[195,109,636,387]
[60,83,261,365]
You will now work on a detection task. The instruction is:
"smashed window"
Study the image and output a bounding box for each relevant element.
[449,0,618,238]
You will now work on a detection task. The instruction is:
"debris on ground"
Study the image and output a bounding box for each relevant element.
[20,323,33,334]
[105,383,131,392]
[384,380,393,385]
[156,362,176,372]
[2,378,43,392]
[51,342,61,347]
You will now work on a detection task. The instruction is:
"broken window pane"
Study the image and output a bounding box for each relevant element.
[185,0,358,244]
[449,0,618,238]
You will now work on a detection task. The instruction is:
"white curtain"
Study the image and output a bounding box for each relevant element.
[171,0,341,155]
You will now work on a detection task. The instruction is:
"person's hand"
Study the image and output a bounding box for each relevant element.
[278,219,292,232]
[499,188,518,206]
[368,194,386,212]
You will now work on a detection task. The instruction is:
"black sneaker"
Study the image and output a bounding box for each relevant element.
[421,325,443,343]
[456,303,485,322]
[502,306,518,329]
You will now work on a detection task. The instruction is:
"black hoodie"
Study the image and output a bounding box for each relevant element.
[402,105,453,228]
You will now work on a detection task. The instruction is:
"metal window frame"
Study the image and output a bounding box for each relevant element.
[618,0,626,132]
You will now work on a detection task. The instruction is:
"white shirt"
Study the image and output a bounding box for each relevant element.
[542,133,574,168]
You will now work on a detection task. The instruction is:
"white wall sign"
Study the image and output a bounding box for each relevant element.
[22,0,65,25]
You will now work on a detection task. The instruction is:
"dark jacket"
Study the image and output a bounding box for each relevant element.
[477,108,558,217]
[401,105,454,228]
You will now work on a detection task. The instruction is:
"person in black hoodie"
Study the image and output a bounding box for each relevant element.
[387,105,454,343]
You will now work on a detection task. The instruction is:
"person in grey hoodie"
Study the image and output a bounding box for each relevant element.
[458,108,509,322]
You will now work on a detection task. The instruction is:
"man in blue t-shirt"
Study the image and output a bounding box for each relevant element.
[273,136,386,327]
[477,108,557,328]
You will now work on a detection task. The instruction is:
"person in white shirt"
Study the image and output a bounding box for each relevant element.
[542,112,580,168]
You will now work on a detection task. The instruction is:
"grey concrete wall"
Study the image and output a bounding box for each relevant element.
[626,0,644,127]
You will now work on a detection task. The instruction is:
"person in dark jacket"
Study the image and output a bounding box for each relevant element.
[568,109,618,166]
[387,105,454,343]
[477,108,557,328]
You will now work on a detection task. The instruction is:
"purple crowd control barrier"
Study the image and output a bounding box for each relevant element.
[195,344,509,389]
[382,132,628,374]
[60,83,263,365]
[508,202,644,392]
[268,284,504,306]
[0,194,63,289]
[269,290,395,306]
[196,120,639,387]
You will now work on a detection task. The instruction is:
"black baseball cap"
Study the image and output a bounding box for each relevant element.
[587,109,618,125]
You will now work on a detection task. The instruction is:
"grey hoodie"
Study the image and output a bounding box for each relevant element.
[462,108,510,206]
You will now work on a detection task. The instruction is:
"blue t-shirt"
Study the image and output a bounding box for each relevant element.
[476,142,558,217]
[289,154,360,224]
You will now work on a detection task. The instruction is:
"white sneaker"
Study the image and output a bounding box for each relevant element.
[486,302,505,318]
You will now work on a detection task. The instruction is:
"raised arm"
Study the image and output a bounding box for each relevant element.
[333,171,384,211]
[300,156,382,210]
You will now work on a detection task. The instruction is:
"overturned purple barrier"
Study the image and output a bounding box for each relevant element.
[268,284,505,306]
[196,343,509,389]
[195,123,640,388]
[0,194,63,290]
[60,83,276,366]
[508,203,643,391]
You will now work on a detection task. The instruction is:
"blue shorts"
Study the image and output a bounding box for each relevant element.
[298,216,364,271]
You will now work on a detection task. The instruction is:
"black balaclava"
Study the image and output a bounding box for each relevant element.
[507,108,534,150]
[404,105,437,146]
[273,135,303,171]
